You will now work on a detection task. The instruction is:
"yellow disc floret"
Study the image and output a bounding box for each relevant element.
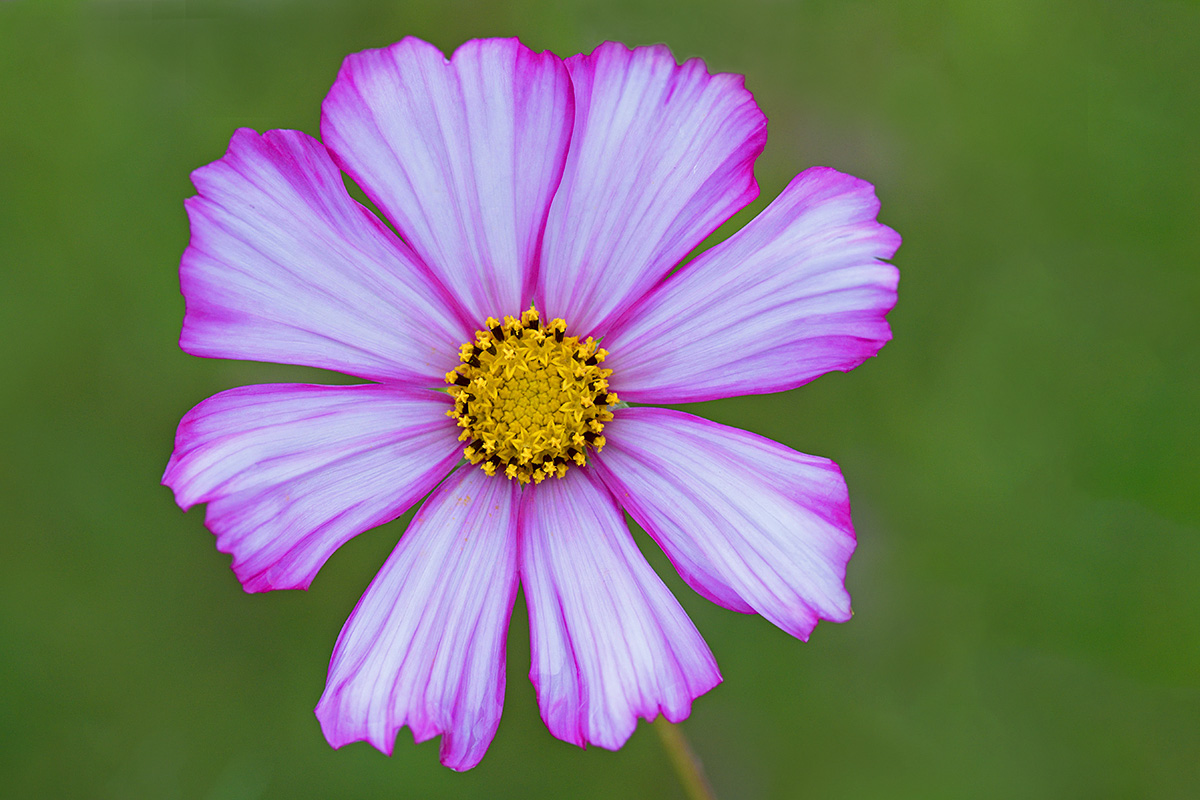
[446,306,618,484]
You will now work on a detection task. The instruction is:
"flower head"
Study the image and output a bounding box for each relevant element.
[164,37,899,770]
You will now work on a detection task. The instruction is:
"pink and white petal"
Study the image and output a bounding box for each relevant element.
[181,128,470,384]
[321,37,573,323]
[537,42,767,336]
[316,467,519,771]
[162,384,462,593]
[604,167,901,403]
[590,408,856,641]
[519,468,720,750]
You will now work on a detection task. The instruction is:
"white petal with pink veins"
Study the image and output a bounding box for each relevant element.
[605,167,900,403]
[520,468,720,749]
[181,128,469,384]
[592,408,856,640]
[538,42,767,336]
[322,37,573,323]
[163,384,461,592]
[316,467,519,771]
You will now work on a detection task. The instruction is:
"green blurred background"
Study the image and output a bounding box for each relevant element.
[2,0,1197,797]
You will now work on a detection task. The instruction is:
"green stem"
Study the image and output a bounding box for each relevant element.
[653,718,717,800]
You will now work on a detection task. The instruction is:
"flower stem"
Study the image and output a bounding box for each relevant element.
[653,718,717,800]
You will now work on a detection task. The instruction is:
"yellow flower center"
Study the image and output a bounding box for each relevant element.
[445,306,618,484]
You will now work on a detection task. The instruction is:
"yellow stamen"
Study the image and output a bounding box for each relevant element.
[445,305,617,484]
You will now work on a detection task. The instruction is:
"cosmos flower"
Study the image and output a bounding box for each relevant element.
[163,37,899,771]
